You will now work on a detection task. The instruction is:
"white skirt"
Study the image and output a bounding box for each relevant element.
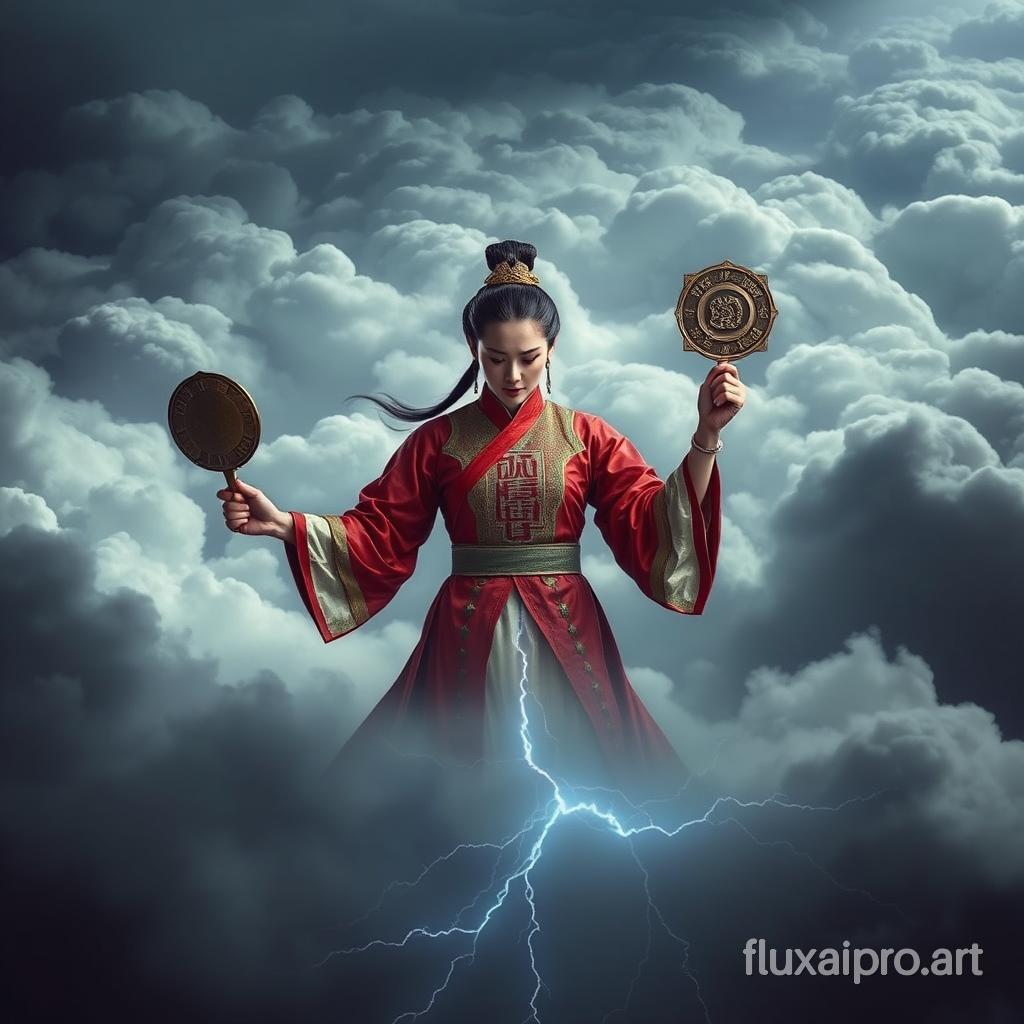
[481,588,608,783]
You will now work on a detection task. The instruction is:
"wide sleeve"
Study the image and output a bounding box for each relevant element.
[282,419,443,643]
[581,413,721,614]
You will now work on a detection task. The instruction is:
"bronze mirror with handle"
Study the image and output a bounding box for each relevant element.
[167,371,261,488]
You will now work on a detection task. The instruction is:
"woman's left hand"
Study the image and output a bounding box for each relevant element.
[697,360,746,435]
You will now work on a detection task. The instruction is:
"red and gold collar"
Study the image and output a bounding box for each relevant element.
[448,383,546,516]
[478,381,545,430]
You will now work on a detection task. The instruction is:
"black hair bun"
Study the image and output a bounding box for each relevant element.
[485,239,537,272]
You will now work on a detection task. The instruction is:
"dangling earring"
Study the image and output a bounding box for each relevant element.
[546,359,551,394]
[474,365,479,394]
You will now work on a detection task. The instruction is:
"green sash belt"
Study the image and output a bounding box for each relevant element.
[451,542,582,576]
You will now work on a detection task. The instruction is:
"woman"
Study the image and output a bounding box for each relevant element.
[216,240,745,797]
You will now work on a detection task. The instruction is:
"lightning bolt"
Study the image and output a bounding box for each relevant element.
[315,611,903,1022]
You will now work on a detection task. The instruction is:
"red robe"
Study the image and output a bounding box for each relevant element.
[283,382,721,791]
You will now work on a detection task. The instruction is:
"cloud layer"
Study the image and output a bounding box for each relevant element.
[2,0,1021,1019]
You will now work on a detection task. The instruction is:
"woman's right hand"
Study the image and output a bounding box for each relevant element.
[216,479,288,538]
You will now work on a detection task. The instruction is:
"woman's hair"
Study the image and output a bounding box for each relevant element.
[345,239,560,429]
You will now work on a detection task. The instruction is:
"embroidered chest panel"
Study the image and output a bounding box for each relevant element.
[442,401,585,543]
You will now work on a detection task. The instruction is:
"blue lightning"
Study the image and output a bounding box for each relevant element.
[316,611,901,1023]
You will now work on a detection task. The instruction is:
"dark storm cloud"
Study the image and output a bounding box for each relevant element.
[0,523,553,1019]
[709,402,1023,734]
[2,524,1020,1022]
[0,0,846,180]
[0,524,344,1016]
[2,0,1001,208]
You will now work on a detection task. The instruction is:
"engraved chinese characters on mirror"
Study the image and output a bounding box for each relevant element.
[675,260,779,361]
[167,371,261,488]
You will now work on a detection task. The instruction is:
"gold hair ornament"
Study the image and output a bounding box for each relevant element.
[484,260,540,287]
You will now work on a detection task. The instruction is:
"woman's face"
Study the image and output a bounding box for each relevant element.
[468,319,553,413]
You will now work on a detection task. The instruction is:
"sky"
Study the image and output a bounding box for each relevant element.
[2,1,1022,1021]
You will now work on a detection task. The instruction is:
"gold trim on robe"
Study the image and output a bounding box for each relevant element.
[649,462,702,613]
[303,513,369,634]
